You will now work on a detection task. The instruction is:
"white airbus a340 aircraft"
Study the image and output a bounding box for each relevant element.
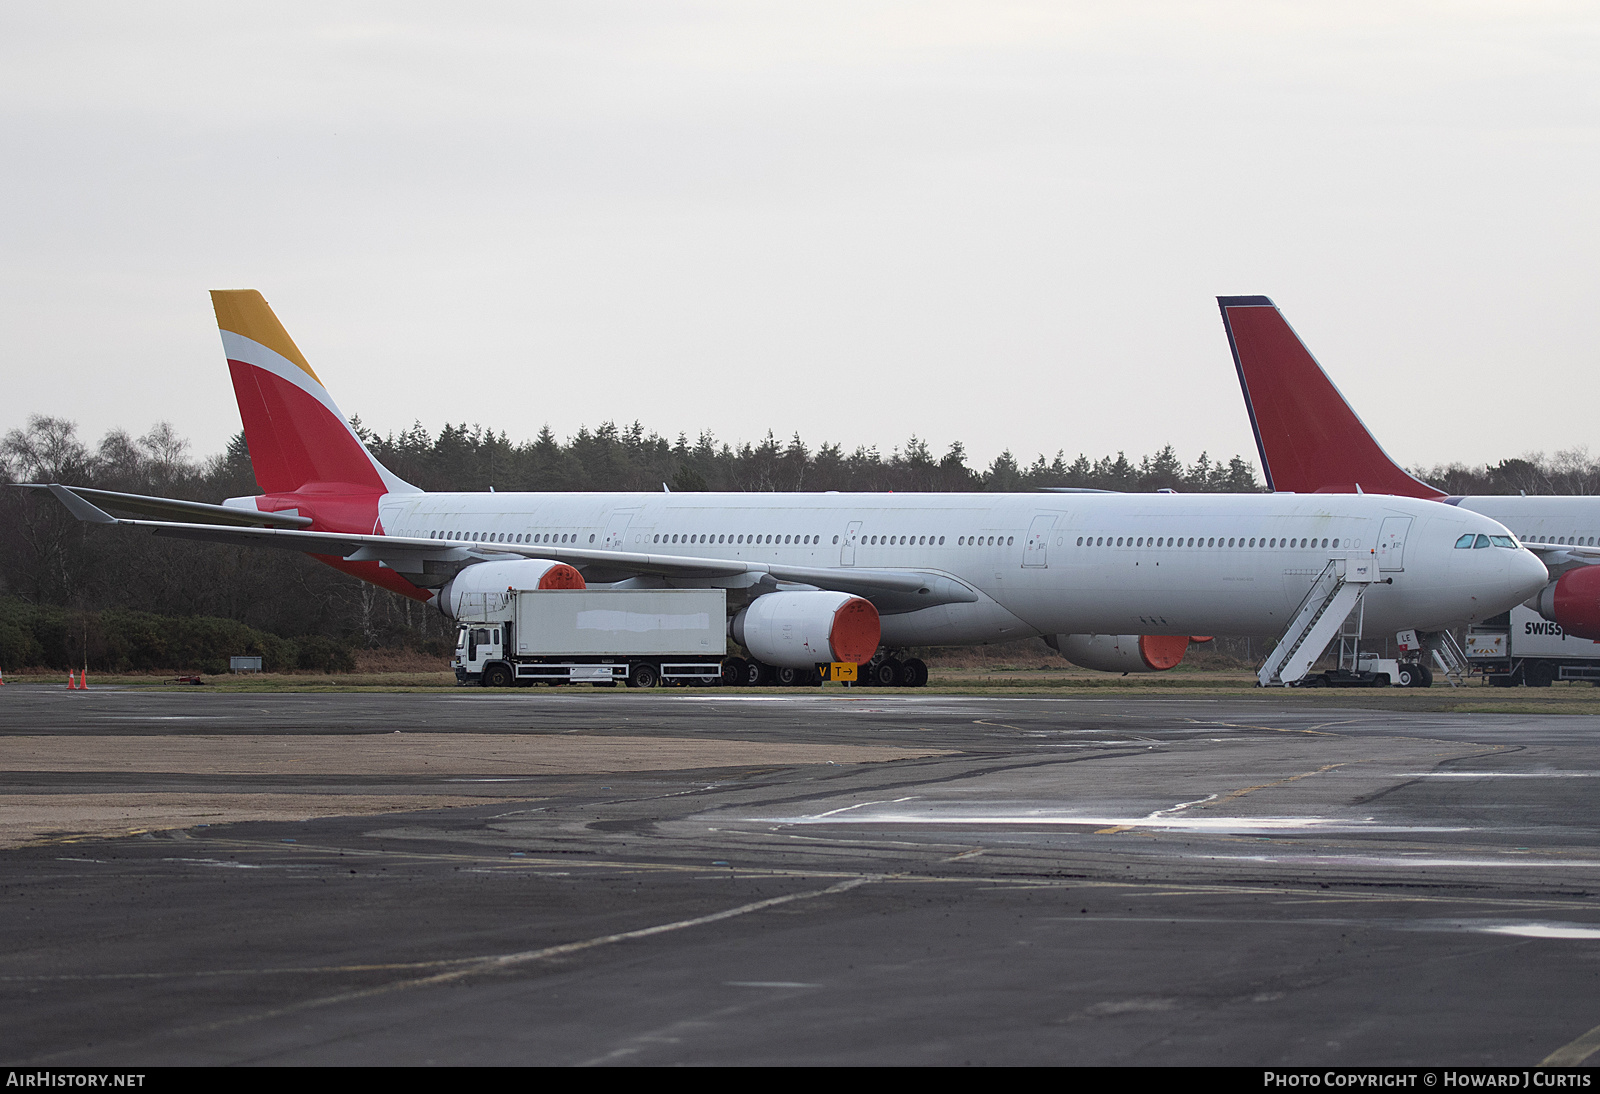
[31,291,1547,685]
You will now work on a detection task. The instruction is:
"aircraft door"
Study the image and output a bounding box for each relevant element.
[602,509,637,550]
[841,521,862,566]
[1023,514,1058,568]
[1377,516,1411,571]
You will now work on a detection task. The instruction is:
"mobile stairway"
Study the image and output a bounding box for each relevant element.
[1428,630,1469,688]
[1257,557,1377,687]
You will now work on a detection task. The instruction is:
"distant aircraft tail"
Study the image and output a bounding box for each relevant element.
[1217,296,1444,499]
[211,290,417,497]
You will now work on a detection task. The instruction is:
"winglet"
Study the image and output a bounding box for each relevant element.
[47,484,118,524]
[1216,296,1445,499]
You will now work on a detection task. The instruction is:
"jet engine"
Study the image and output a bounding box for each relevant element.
[437,559,585,620]
[1049,633,1200,673]
[1530,567,1600,640]
[731,591,880,669]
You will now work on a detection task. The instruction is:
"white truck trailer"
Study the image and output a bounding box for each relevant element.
[1464,605,1600,687]
[452,588,728,688]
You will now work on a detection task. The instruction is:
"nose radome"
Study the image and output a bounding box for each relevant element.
[1508,548,1551,603]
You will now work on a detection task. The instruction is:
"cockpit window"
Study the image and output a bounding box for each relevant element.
[1455,534,1475,549]
[1490,535,1517,549]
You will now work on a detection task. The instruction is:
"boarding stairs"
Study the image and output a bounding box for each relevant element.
[1428,630,1469,688]
[1257,558,1376,687]
[1335,594,1368,675]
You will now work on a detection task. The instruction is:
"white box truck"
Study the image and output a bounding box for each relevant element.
[452,588,728,688]
[1464,605,1600,687]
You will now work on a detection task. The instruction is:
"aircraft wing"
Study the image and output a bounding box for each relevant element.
[38,485,978,610]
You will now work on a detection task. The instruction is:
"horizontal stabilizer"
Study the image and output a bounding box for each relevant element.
[13,484,312,528]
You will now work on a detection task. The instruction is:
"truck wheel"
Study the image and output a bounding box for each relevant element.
[483,664,513,688]
[628,663,659,689]
[1526,661,1557,688]
[1488,673,1515,688]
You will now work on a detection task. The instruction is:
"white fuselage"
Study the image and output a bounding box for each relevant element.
[373,490,1547,643]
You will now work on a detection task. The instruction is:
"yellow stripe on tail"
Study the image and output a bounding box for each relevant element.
[210,290,322,385]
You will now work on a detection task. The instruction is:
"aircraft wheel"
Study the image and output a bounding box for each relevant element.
[900,658,929,688]
[742,660,771,686]
[1395,666,1416,688]
[1414,665,1433,688]
[628,662,659,689]
[775,666,802,687]
[872,660,901,687]
[721,657,748,686]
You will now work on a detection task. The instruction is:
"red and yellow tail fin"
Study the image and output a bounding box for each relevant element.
[211,290,415,497]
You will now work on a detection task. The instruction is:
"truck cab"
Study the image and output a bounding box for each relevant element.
[453,623,508,685]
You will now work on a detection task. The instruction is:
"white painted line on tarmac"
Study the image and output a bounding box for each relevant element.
[773,809,1420,833]
[1479,924,1600,939]
[1398,771,1600,778]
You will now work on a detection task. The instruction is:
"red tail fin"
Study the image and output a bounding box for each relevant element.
[1217,296,1444,499]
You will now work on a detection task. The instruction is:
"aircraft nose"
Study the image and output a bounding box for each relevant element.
[1507,547,1551,603]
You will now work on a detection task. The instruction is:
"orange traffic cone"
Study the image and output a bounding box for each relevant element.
[80,669,89,689]
[67,670,76,689]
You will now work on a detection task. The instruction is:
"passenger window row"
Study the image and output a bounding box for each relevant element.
[1521,534,1595,546]
[430,530,593,544]
[653,533,821,546]
[1075,535,1344,549]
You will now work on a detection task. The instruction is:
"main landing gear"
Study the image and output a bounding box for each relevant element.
[720,651,930,688]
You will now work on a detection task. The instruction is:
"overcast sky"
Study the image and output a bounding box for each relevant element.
[2,2,1596,475]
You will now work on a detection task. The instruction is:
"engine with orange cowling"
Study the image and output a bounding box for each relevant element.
[730,591,880,669]
[1048,633,1210,673]
[437,558,586,621]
